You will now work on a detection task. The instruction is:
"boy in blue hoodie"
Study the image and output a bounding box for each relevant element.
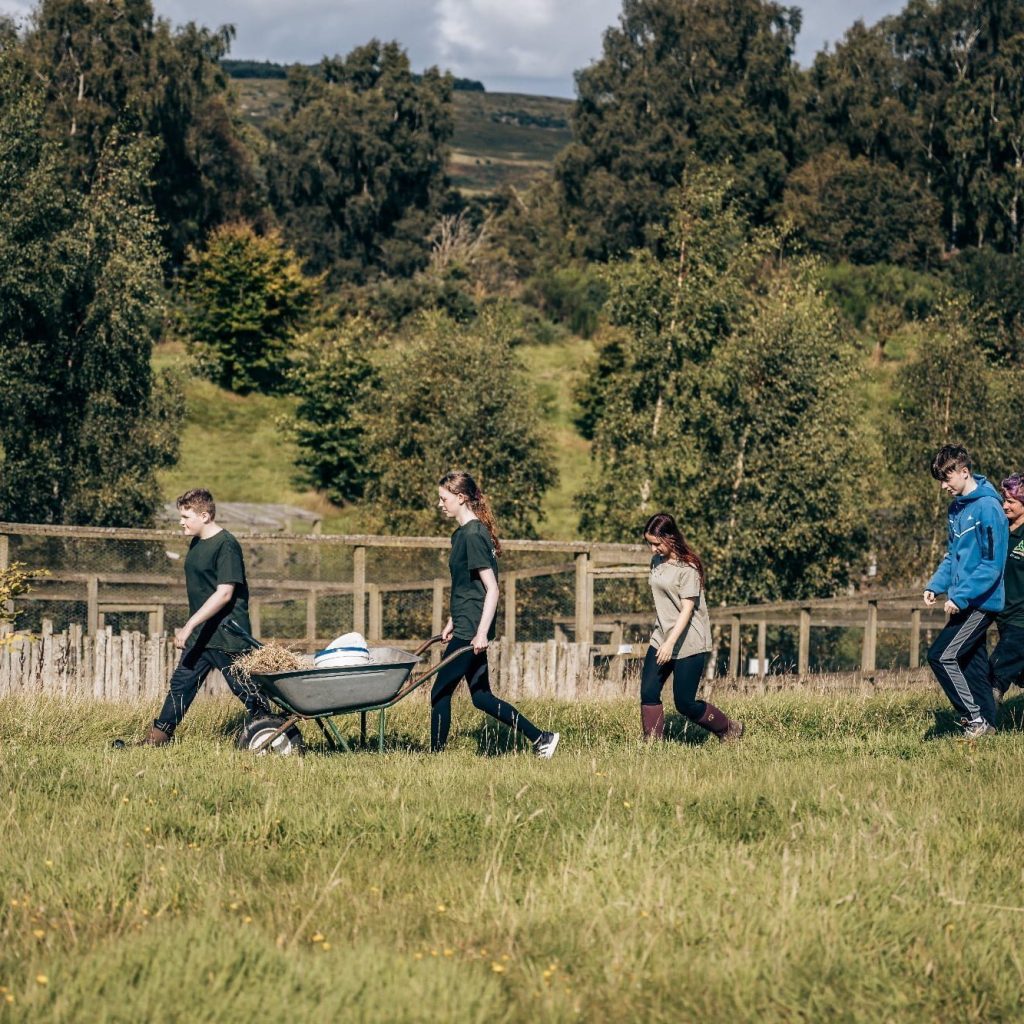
[924,444,1008,738]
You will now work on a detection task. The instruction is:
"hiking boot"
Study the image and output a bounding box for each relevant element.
[719,718,745,744]
[141,724,172,747]
[962,718,996,740]
[534,732,560,759]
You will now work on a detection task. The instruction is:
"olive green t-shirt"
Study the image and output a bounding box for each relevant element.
[449,520,498,641]
[649,556,712,659]
[183,528,252,652]
[999,524,1024,627]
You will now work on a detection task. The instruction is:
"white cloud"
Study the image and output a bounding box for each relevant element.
[0,0,909,96]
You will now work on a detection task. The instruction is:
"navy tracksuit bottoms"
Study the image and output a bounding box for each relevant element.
[927,608,996,726]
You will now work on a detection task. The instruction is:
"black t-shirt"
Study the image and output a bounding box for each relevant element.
[183,529,251,652]
[1000,524,1024,628]
[448,519,498,640]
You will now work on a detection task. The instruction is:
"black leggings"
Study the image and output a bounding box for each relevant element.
[640,646,707,720]
[430,639,542,751]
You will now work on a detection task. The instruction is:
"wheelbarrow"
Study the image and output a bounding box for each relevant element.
[224,620,471,755]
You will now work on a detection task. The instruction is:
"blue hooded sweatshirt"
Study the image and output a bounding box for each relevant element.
[926,474,1008,612]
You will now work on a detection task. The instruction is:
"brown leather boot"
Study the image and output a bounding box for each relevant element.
[641,704,665,741]
[696,703,744,743]
[141,724,172,747]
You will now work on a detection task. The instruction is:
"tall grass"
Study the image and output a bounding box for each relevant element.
[2,693,1023,1022]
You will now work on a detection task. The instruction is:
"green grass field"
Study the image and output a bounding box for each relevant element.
[3,692,1023,1022]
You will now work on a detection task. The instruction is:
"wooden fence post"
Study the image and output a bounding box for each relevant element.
[0,532,11,621]
[431,580,445,638]
[574,552,592,645]
[909,608,921,669]
[504,572,517,645]
[757,620,767,678]
[728,616,740,678]
[798,608,811,676]
[862,600,878,678]
[353,546,366,635]
[249,598,262,637]
[306,590,318,643]
[367,584,382,642]
[86,575,99,635]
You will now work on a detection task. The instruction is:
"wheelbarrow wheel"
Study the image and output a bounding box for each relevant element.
[236,716,305,756]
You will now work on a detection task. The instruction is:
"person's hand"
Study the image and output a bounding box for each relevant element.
[471,632,489,654]
[441,618,454,642]
[923,590,936,607]
[944,598,961,616]
[655,642,674,666]
[174,627,189,650]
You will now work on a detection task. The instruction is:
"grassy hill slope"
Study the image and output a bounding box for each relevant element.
[232,79,573,194]
[155,337,593,539]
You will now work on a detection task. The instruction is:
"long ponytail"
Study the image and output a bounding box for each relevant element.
[439,471,502,556]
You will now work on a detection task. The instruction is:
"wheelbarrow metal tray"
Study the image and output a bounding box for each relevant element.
[252,647,420,715]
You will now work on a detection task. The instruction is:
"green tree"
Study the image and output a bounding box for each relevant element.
[782,148,943,267]
[181,223,319,394]
[12,0,261,262]
[556,0,802,260]
[881,302,1024,584]
[289,321,377,503]
[267,41,453,282]
[0,62,179,526]
[578,180,868,603]
[360,310,558,536]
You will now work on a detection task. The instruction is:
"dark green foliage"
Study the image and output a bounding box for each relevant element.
[266,41,454,283]
[820,263,948,330]
[880,302,1024,583]
[577,177,868,602]
[17,0,261,263]
[525,266,608,338]
[180,223,319,395]
[0,63,179,526]
[947,248,1024,363]
[556,0,802,260]
[222,59,289,79]
[289,322,377,503]
[783,149,943,266]
[360,310,558,536]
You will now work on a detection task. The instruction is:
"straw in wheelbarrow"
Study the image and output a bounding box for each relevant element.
[232,644,312,687]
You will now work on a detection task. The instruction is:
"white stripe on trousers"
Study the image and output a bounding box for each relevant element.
[935,609,988,720]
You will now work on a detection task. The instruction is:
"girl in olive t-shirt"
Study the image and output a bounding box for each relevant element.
[431,471,560,757]
[640,512,744,744]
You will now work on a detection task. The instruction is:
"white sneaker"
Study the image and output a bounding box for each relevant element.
[962,718,996,739]
[534,732,560,759]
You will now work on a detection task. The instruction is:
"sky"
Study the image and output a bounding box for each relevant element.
[1,0,906,97]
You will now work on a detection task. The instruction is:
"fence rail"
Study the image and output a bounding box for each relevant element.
[1,522,946,682]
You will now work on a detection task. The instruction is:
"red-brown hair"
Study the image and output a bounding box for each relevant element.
[439,471,502,556]
[642,512,704,588]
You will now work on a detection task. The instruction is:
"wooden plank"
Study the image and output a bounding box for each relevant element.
[431,580,445,639]
[909,608,921,669]
[574,553,592,647]
[504,573,517,645]
[352,546,366,634]
[86,576,99,635]
[862,601,879,677]
[306,590,318,643]
[729,616,740,679]
[798,608,811,675]
[757,620,767,678]
[367,584,382,642]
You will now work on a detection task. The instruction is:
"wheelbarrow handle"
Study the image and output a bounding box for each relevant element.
[413,634,447,656]
[224,618,263,649]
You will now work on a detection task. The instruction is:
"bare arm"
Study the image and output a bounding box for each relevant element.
[471,568,500,653]
[656,598,696,665]
[174,583,236,650]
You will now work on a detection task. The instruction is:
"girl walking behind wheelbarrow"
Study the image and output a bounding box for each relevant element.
[640,512,743,744]
[431,471,559,757]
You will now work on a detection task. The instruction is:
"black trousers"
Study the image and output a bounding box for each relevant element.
[155,646,268,734]
[430,639,542,752]
[640,646,707,720]
[927,609,996,726]
[991,622,1024,695]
